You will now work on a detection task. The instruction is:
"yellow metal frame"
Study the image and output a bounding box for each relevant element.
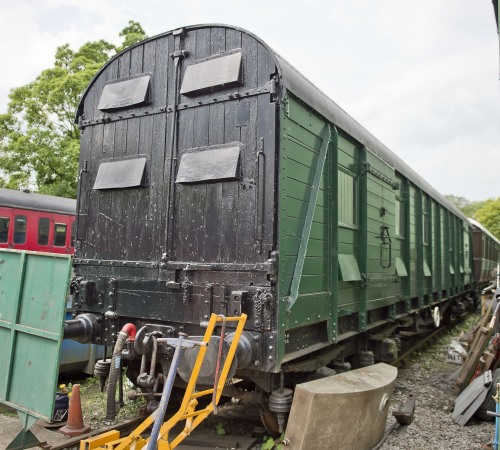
[80,313,247,450]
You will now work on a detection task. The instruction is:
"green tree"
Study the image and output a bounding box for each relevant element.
[444,194,486,218]
[473,198,500,240]
[0,20,147,198]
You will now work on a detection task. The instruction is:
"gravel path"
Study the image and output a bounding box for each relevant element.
[380,318,495,450]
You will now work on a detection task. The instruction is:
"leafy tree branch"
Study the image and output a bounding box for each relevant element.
[0,20,147,198]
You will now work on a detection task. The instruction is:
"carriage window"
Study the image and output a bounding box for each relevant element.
[338,170,357,227]
[14,215,27,244]
[423,212,429,245]
[53,223,67,247]
[38,217,50,246]
[395,198,404,238]
[0,217,9,243]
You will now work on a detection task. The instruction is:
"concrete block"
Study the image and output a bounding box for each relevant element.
[284,363,397,450]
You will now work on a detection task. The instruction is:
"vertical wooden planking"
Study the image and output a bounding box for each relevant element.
[86,123,104,257]
[77,127,93,256]
[141,37,162,261]
[233,33,258,262]
[163,33,177,260]
[188,29,211,261]
[172,31,194,261]
[97,121,115,258]
[127,37,144,260]
[206,26,226,265]
[242,32,258,89]
[152,112,168,259]
[257,92,276,255]
[225,28,242,52]
[204,102,224,261]
[256,42,277,256]
[79,45,117,236]
[188,105,209,260]
[118,51,131,79]
[217,29,242,263]
[204,27,225,262]
[237,100,257,263]
[133,115,154,259]
[210,28,225,54]
[130,44,144,75]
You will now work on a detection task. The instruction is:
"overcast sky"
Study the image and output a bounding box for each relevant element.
[1,0,498,201]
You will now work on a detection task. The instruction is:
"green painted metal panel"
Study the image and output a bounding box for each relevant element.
[0,249,71,421]
[395,256,408,277]
[423,259,432,277]
[338,254,362,281]
[278,95,340,363]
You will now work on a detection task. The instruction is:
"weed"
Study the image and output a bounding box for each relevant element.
[261,434,285,450]
[215,422,226,436]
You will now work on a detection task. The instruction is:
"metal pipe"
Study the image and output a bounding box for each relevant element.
[147,333,186,450]
[63,313,100,343]
[150,336,158,378]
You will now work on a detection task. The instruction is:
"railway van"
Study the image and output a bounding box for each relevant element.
[63,24,499,431]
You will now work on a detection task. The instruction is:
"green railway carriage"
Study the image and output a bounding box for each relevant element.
[69,24,485,429]
[470,218,500,286]
[276,85,474,366]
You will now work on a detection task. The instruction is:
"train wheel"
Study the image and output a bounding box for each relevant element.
[259,408,280,435]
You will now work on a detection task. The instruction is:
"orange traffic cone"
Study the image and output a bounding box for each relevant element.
[59,384,91,437]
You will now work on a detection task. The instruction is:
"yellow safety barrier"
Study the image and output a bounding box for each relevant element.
[80,313,247,450]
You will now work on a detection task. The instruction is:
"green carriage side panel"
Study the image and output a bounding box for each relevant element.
[0,249,71,421]
[278,95,337,364]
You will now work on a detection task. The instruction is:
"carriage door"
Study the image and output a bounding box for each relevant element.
[167,31,276,267]
[362,150,398,318]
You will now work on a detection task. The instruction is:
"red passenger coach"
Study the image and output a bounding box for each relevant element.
[0,188,76,254]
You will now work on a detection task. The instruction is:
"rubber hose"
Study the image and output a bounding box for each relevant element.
[104,324,136,424]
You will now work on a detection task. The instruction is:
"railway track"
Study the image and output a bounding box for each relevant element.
[392,313,470,368]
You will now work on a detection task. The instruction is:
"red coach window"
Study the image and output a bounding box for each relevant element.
[53,223,67,247]
[38,217,50,245]
[0,217,9,243]
[13,215,27,244]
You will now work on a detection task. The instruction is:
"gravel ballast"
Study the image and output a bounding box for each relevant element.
[380,316,495,450]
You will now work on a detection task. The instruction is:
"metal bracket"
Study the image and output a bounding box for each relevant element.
[362,162,400,190]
